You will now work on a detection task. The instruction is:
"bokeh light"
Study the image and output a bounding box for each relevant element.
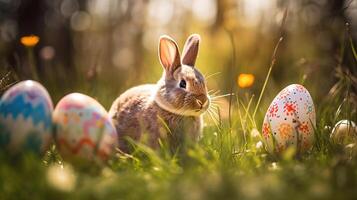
[237,73,255,88]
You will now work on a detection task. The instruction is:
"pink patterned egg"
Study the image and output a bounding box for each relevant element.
[261,84,316,155]
[53,93,118,162]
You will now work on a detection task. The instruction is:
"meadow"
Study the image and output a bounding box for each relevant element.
[0,0,357,199]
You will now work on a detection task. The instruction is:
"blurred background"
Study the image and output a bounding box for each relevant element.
[0,0,356,117]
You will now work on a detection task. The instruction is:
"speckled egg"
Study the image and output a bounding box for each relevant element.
[0,80,53,154]
[261,84,316,154]
[330,120,356,145]
[53,93,117,162]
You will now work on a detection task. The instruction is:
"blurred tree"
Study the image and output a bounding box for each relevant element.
[4,0,75,84]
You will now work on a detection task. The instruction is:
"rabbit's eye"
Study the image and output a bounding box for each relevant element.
[179,80,186,89]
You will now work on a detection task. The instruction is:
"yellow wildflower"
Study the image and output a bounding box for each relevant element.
[238,73,255,88]
[20,35,40,47]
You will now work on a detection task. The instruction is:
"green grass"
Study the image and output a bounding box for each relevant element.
[0,64,356,200]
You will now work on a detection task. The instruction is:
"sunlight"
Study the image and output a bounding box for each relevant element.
[147,0,174,26]
[242,0,276,25]
[192,0,217,26]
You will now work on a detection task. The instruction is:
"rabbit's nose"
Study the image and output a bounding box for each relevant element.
[196,99,203,107]
[196,95,208,109]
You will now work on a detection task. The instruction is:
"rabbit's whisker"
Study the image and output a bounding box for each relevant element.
[205,71,221,80]
[206,109,216,121]
[211,93,234,99]
[209,90,221,96]
[209,102,220,106]
[209,105,220,110]
[209,105,219,112]
[207,109,220,129]
[207,89,216,94]
[208,103,218,110]
[208,108,219,120]
[207,106,219,119]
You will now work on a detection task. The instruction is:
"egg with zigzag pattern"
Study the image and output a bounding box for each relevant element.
[0,80,53,154]
[53,93,118,163]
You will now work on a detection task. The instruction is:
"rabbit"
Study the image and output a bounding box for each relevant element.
[109,34,210,151]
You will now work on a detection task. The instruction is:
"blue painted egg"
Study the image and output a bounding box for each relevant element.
[0,80,53,154]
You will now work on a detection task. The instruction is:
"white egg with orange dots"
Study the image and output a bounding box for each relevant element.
[261,84,316,155]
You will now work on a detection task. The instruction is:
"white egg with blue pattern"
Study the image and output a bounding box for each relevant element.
[0,80,53,154]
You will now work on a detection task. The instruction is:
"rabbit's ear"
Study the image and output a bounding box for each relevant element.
[159,35,181,74]
[181,34,200,67]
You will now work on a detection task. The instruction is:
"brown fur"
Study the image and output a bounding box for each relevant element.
[109,34,208,151]
[109,84,202,150]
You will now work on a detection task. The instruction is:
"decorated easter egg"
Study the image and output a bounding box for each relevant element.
[330,120,356,145]
[261,84,316,154]
[0,80,53,154]
[53,93,117,162]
